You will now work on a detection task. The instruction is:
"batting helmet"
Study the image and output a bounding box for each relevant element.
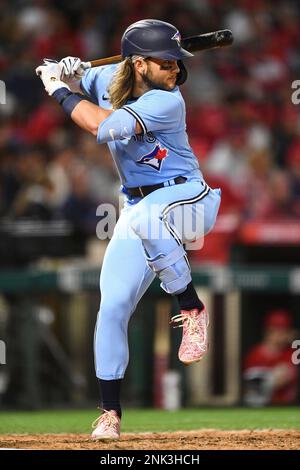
[121,19,193,85]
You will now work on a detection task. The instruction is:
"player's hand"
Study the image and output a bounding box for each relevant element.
[42,58,83,93]
[35,60,69,96]
[59,56,86,80]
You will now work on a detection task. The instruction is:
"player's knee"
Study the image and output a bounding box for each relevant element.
[147,244,191,294]
[100,293,133,324]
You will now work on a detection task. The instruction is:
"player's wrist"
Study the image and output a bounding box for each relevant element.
[46,80,70,96]
[52,87,85,115]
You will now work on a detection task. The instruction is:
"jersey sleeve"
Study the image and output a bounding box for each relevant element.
[122,89,184,135]
[80,66,110,104]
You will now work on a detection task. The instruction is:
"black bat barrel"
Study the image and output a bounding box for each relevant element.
[182,29,233,53]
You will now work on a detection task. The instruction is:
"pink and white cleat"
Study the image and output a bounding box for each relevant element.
[91,410,121,440]
[171,308,209,365]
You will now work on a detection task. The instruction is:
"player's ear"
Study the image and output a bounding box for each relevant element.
[134,57,147,74]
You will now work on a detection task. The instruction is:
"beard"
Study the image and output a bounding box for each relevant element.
[141,69,174,91]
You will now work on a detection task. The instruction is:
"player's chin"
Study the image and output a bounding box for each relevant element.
[166,78,177,90]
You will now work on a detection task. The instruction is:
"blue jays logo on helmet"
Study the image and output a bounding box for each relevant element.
[137,144,168,171]
[171,31,181,47]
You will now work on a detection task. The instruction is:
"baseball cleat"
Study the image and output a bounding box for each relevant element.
[91,409,121,440]
[170,308,209,365]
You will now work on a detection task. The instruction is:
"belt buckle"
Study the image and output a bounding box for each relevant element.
[138,187,145,197]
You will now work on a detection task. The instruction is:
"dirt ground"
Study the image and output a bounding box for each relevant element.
[0,430,299,450]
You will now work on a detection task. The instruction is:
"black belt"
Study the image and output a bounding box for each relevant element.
[125,176,187,198]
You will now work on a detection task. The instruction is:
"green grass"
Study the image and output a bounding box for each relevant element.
[0,408,299,434]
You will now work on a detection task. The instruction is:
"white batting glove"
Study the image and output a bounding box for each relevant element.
[36,61,69,96]
[59,56,87,80]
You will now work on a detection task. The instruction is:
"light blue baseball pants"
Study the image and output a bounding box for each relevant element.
[94,178,221,379]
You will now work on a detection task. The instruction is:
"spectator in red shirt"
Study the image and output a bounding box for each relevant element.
[243,310,298,406]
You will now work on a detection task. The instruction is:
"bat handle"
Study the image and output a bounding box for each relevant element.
[81,61,92,70]
[83,55,123,69]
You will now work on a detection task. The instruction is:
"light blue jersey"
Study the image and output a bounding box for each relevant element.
[81,64,202,188]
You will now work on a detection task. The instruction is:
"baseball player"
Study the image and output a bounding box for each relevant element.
[36,19,221,440]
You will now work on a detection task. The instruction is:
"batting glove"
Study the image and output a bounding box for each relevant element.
[59,56,87,80]
[36,60,69,96]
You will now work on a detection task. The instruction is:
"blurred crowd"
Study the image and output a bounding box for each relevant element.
[1,0,300,264]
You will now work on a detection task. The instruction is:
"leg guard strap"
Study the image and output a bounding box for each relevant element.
[163,270,192,294]
[147,244,191,294]
[147,244,185,272]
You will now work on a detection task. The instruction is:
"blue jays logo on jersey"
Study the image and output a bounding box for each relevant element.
[171,31,181,47]
[136,144,168,171]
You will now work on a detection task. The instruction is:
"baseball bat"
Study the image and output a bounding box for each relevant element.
[82,29,233,69]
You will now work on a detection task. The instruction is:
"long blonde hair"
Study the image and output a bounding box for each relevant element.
[108,58,135,109]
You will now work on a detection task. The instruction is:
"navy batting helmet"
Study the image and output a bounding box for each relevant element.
[121,19,192,85]
[121,19,193,60]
